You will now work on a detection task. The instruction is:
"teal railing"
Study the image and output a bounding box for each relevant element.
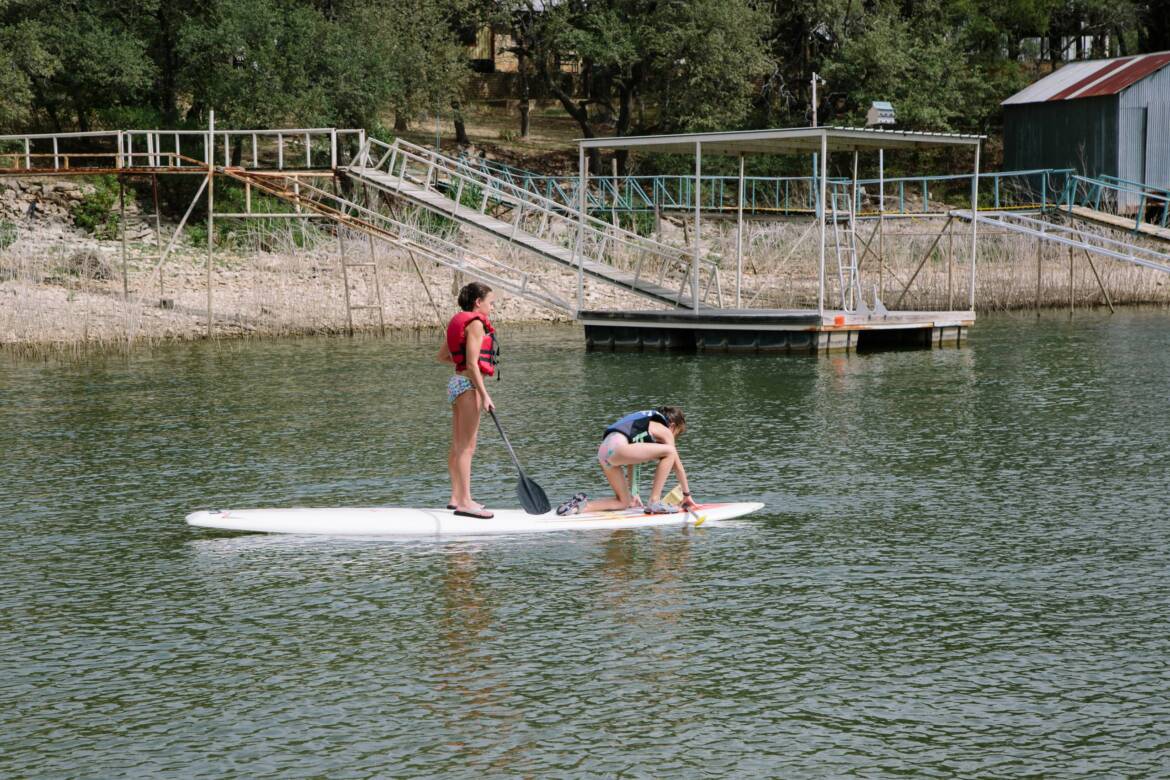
[461,155,1072,217]
[1058,174,1170,230]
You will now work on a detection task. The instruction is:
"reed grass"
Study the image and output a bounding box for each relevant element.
[3,210,1168,359]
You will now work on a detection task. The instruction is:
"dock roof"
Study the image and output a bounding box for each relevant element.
[577,126,984,155]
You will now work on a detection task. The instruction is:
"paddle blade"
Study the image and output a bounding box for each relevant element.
[517,471,551,515]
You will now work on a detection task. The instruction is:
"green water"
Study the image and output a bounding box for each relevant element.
[2,312,1169,777]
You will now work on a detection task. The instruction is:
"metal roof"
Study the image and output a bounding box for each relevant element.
[1003,51,1170,105]
[576,126,983,155]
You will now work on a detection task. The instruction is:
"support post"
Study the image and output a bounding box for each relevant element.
[1068,243,1075,314]
[577,144,586,312]
[207,110,215,339]
[693,141,701,310]
[120,176,128,301]
[947,217,954,310]
[817,132,828,316]
[878,148,885,300]
[736,152,745,308]
[1036,237,1043,314]
[1082,248,1115,313]
[968,143,980,310]
[151,174,163,297]
[611,157,619,229]
[851,150,859,309]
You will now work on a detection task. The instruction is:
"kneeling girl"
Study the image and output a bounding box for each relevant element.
[557,406,698,515]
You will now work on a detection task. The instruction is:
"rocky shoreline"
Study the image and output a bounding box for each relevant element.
[4,176,1169,355]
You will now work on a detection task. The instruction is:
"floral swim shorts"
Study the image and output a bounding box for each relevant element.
[597,432,626,468]
[447,375,474,405]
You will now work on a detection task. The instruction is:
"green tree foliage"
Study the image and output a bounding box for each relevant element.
[529,0,770,140]
[0,0,468,132]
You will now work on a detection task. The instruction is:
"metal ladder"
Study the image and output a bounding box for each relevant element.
[338,227,385,336]
[829,184,861,311]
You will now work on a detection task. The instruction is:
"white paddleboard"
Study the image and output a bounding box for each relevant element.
[185,502,764,536]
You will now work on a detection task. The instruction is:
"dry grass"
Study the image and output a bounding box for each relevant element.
[5,204,1170,359]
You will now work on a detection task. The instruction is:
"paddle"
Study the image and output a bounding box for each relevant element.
[664,484,706,526]
[488,409,551,515]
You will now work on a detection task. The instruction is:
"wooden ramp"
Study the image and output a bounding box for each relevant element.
[1066,205,1170,242]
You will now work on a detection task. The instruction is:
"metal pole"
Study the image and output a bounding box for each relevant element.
[577,144,586,312]
[120,176,128,301]
[851,150,859,309]
[1036,237,1043,313]
[818,132,827,316]
[207,110,215,338]
[693,141,701,310]
[947,218,954,310]
[878,148,885,300]
[1068,243,1075,314]
[152,174,163,297]
[968,143,980,310]
[736,153,745,308]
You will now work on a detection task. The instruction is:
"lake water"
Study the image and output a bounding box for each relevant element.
[2,311,1169,777]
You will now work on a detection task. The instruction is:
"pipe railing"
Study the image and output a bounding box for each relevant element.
[459,155,1073,218]
[0,128,366,173]
[358,137,723,307]
[1060,173,1170,230]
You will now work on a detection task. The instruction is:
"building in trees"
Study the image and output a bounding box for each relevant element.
[1002,51,1170,192]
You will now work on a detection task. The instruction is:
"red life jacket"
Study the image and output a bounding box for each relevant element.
[446,311,499,378]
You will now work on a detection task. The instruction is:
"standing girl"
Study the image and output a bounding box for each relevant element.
[439,282,498,519]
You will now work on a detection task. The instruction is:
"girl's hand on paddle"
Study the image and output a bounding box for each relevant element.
[480,391,495,412]
[628,494,643,508]
[681,495,698,510]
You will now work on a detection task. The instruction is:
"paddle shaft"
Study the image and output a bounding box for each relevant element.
[488,409,524,473]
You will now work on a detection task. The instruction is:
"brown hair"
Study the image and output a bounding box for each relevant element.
[658,405,686,434]
[458,281,493,312]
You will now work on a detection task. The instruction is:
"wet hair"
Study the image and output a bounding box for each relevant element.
[458,281,493,312]
[658,405,686,434]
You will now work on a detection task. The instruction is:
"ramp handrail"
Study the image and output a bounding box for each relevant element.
[957,209,1170,275]
[1060,174,1170,230]
[355,137,722,308]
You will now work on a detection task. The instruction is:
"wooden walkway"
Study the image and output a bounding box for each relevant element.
[347,167,698,308]
[1067,205,1170,242]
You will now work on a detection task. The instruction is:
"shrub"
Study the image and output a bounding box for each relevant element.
[0,220,15,250]
[70,175,121,239]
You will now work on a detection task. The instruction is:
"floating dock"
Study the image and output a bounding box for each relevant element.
[580,308,974,353]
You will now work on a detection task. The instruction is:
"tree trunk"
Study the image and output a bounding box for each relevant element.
[538,56,600,172]
[452,101,469,145]
[518,48,531,138]
[394,113,409,132]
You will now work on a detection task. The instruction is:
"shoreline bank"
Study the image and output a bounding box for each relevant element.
[4,205,1170,356]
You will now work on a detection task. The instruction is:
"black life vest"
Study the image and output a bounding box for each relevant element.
[603,410,669,444]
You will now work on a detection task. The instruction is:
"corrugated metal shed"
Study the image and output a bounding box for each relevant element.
[1003,51,1170,195]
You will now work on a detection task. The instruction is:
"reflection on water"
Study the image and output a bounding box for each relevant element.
[3,313,1170,776]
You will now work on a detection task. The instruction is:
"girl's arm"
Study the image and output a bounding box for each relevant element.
[651,423,696,506]
[438,342,453,364]
[462,321,495,411]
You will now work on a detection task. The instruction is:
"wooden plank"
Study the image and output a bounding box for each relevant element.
[1068,205,1170,242]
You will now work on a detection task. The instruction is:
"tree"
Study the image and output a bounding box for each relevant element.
[529,0,771,171]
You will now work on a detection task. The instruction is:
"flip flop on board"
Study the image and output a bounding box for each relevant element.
[453,507,494,519]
